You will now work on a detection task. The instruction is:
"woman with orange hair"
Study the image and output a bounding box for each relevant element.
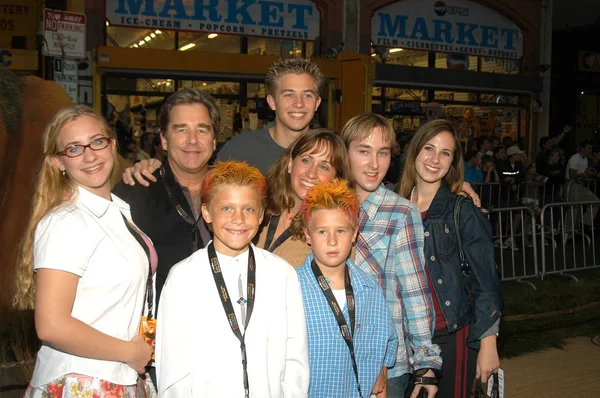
[155,161,309,398]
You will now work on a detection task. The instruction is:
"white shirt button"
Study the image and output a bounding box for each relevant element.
[437,279,443,284]
[445,300,451,306]
[424,232,430,237]
[430,256,436,261]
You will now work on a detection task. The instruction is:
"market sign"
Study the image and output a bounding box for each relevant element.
[106,0,320,40]
[372,0,523,59]
[43,9,86,59]
[0,0,37,49]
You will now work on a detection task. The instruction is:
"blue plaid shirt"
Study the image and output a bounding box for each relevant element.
[356,185,442,378]
[297,253,398,398]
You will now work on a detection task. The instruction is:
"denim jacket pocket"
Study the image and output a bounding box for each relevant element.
[430,222,457,256]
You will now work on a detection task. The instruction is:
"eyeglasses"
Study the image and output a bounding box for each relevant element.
[56,137,111,158]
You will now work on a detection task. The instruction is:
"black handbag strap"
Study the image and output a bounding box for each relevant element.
[453,196,471,276]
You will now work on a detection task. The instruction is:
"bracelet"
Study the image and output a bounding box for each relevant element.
[414,376,440,386]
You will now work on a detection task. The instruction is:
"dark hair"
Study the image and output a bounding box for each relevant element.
[493,145,505,155]
[580,140,592,149]
[593,146,600,155]
[546,149,560,159]
[267,129,351,219]
[539,136,552,149]
[159,88,220,138]
[140,132,154,148]
[481,154,494,164]
[465,149,479,161]
[476,136,489,150]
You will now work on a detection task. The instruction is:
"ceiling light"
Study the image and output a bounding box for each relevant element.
[389,48,403,53]
[155,30,162,35]
[180,43,196,51]
[133,44,138,48]
[207,33,218,39]
[581,91,585,94]
[166,81,171,86]
[371,53,377,57]
[202,82,207,86]
[105,21,109,26]
[138,40,145,46]
[144,36,151,42]
[150,33,156,38]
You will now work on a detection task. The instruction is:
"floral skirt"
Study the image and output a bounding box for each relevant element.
[24,373,157,398]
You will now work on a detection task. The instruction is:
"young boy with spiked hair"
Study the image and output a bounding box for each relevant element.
[156,161,309,398]
[296,179,398,398]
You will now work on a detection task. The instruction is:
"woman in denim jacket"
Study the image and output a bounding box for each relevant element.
[398,120,502,398]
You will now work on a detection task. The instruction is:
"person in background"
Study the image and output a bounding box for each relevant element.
[493,145,506,164]
[565,141,599,230]
[14,105,156,397]
[155,161,309,397]
[398,119,502,398]
[384,138,404,186]
[122,147,138,164]
[480,155,500,208]
[296,179,398,398]
[463,149,483,184]
[138,132,155,162]
[256,129,352,267]
[151,133,167,162]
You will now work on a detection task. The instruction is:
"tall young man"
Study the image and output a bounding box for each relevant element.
[217,57,322,175]
[339,115,441,398]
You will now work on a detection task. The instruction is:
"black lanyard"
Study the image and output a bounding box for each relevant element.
[208,242,256,398]
[122,215,154,319]
[262,214,292,252]
[159,166,204,251]
[310,260,363,398]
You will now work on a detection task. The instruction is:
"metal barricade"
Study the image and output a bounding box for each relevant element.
[539,201,600,279]
[489,206,539,286]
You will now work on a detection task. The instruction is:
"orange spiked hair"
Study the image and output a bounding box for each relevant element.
[201,161,267,209]
[300,179,359,229]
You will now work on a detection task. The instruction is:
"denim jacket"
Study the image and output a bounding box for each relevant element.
[423,185,502,349]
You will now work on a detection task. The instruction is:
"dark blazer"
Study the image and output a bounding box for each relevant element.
[113,161,207,302]
[423,185,502,349]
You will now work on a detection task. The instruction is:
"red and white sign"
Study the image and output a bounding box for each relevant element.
[43,8,86,59]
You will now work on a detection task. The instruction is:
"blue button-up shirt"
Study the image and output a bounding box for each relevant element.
[297,254,398,398]
[355,185,442,378]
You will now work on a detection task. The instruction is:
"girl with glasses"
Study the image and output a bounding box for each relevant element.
[14,105,157,398]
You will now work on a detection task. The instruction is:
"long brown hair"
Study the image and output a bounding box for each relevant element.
[13,105,118,310]
[266,129,351,238]
[397,119,464,198]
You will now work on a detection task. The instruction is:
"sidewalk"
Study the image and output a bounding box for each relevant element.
[502,336,600,397]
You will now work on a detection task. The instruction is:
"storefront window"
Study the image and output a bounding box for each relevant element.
[480,57,520,74]
[435,53,477,72]
[177,32,241,52]
[372,48,428,67]
[248,38,306,56]
[107,25,175,50]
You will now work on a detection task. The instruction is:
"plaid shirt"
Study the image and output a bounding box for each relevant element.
[297,254,398,398]
[355,185,441,378]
